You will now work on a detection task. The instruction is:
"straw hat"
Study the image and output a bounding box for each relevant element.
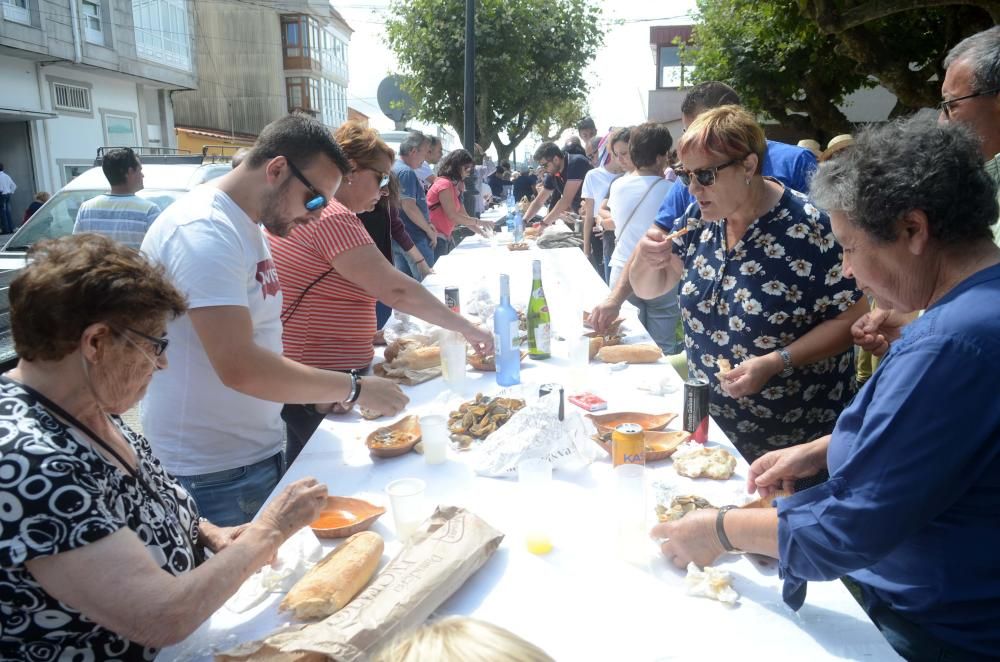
[797,139,822,159]
[820,134,854,162]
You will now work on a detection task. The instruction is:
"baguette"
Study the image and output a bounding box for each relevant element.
[588,336,604,361]
[394,346,441,370]
[279,530,383,620]
[596,343,663,364]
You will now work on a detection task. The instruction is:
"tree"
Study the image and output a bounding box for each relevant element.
[533,98,590,144]
[685,0,871,139]
[385,0,603,161]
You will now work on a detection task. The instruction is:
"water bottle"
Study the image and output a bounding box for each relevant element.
[494,274,521,386]
[505,186,516,235]
[513,211,524,243]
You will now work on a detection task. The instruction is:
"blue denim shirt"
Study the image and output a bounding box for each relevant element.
[777,262,1000,657]
[393,159,428,236]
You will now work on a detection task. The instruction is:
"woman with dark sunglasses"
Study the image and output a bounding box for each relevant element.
[269,122,493,462]
[630,106,867,464]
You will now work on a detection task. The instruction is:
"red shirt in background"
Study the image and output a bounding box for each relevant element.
[426,176,461,236]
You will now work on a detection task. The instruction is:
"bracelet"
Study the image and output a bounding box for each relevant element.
[345,369,362,404]
[415,258,426,264]
[778,348,793,378]
[715,505,743,553]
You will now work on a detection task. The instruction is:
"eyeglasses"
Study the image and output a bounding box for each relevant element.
[118,326,169,356]
[675,157,744,188]
[538,159,551,169]
[285,160,328,211]
[938,87,1000,118]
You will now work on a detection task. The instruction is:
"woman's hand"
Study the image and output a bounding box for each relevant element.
[651,509,725,569]
[720,353,783,398]
[256,477,328,541]
[588,299,622,335]
[199,522,251,554]
[355,375,409,416]
[746,436,829,498]
[634,226,675,270]
[416,259,433,279]
[462,323,494,356]
[424,227,438,248]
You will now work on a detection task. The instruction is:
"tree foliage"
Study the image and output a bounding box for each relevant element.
[385,0,603,160]
[686,0,870,139]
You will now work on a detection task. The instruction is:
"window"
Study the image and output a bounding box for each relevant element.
[103,113,136,146]
[133,0,192,70]
[286,77,305,111]
[2,0,30,24]
[283,17,300,57]
[62,163,91,185]
[82,0,103,44]
[53,82,92,112]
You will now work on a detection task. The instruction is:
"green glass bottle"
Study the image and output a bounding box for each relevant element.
[527,259,551,359]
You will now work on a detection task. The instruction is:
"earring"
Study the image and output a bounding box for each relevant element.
[347,179,353,185]
[745,178,750,186]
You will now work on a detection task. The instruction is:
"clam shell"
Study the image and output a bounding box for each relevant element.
[365,415,421,458]
[310,496,386,538]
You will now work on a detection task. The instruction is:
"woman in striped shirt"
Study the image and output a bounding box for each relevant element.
[269,121,492,461]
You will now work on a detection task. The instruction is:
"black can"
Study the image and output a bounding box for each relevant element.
[444,287,460,313]
[683,378,710,444]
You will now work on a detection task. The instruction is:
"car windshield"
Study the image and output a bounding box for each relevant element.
[3,189,184,251]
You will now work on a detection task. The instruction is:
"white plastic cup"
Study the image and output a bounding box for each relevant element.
[386,478,427,542]
[614,464,647,564]
[440,332,467,392]
[420,414,448,465]
[567,333,590,390]
[518,458,553,554]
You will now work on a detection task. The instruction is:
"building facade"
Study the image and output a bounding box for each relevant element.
[172,0,351,151]
[0,0,196,217]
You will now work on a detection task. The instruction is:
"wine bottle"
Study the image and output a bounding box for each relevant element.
[526,259,551,359]
[494,274,521,386]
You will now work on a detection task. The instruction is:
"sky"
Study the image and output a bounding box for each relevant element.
[337,0,699,156]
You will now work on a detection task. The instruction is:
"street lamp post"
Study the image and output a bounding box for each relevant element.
[462,0,478,216]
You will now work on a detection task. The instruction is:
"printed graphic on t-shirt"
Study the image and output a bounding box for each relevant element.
[255,258,281,298]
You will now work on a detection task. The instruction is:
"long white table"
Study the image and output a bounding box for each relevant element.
[162,242,901,661]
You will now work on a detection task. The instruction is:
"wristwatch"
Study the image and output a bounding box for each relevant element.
[778,348,794,378]
[345,369,362,404]
[716,505,743,554]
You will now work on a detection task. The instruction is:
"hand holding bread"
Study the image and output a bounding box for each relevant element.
[256,477,329,541]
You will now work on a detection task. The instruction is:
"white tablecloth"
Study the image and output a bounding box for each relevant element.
[161,244,900,661]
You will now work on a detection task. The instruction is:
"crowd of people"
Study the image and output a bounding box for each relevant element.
[0,23,997,662]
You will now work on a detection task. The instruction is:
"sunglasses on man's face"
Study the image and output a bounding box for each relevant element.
[675,157,744,188]
[938,87,1000,118]
[286,160,328,211]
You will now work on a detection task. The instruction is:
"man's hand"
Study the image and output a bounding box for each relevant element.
[746,437,829,498]
[851,308,906,357]
[462,324,494,356]
[355,375,409,416]
[651,509,725,569]
[424,227,438,248]
[588,299,622,335]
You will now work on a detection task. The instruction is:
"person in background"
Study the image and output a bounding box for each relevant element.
[392,131,439,277]
[269,122,490,463]
[415,135,443,190]
[472,143,496,216]
[487,161,512,198]
[72,148,160,250]
[231,147,250,169]
[0,233,328,659]
[577,116,598,144]
[141,113,408,526]
[604,123,679,354]
[512,167,538,202]
[374,617,554,662]
[655,116,1000,662]
[796,139,822,159]
[581,131,624,280]
[563,136,587,157]
[590,127,634,293]
[22,191,49,224]
[522,142,592,228]
[0,162,16,234]
[629,106,865,463]
[428,149,492,259]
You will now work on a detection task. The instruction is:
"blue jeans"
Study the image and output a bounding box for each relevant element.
[610,264,683,355]
[392,232,435,281]
[0,194,13,234]
[863,592,987,661]
[176,452,283,527]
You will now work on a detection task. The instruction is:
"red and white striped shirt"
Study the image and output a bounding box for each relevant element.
[269,199,377,370]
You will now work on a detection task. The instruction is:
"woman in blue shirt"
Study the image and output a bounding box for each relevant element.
[651,117,1000,661]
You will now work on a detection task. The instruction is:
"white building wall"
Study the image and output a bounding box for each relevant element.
[0,55,43,109]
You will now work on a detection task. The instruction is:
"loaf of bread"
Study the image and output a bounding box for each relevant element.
[279,530,383,620]
[394,346,441,370]
[588,336,604,361]
[596,343,663,364]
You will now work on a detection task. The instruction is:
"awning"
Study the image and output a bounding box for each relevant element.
[0,106,57,122]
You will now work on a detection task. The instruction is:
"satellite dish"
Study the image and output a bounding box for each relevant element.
[377,75,416,130]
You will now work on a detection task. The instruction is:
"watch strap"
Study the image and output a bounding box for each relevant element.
[716,505,742,553]
[778,348,793,377]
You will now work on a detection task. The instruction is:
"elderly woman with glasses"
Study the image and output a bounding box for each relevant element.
[630,106,866,463]
[269,122,492,462]
[651,116,1000,662]
[0,234,328,660]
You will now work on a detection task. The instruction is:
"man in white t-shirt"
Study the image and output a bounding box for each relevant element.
[581,134,623,281]
[589,123,681,354]
[414,135,442,189]
[141,114,408,526]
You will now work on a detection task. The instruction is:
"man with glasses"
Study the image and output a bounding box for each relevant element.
[140,113,408,526]
[522,142,593,229]
[941,26,1000,246]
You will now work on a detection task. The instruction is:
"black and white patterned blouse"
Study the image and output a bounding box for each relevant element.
[0,379,202,661]
[669,185,862,462]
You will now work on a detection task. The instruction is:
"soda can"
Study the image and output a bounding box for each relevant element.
[444,287,460,313]
[612,423,645,467]
[683,378,710,443]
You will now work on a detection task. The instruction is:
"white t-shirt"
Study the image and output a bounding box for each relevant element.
[580,166,619,208]
[140,185,284,476]
[607,174,672,270]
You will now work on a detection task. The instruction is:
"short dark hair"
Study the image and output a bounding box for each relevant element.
[437,148,474,181]
[609,126,632,146]
[11,234,187,362]
[231,147,250,169]
[399,131,428,156]
[533,142,563,163]
[681,81,742,117]
[577,117,596,132]
[244,113,350,174]
[810,113,998,245]
[629,123,673,169]
[102,148,140,186]
[426,136,441,148]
